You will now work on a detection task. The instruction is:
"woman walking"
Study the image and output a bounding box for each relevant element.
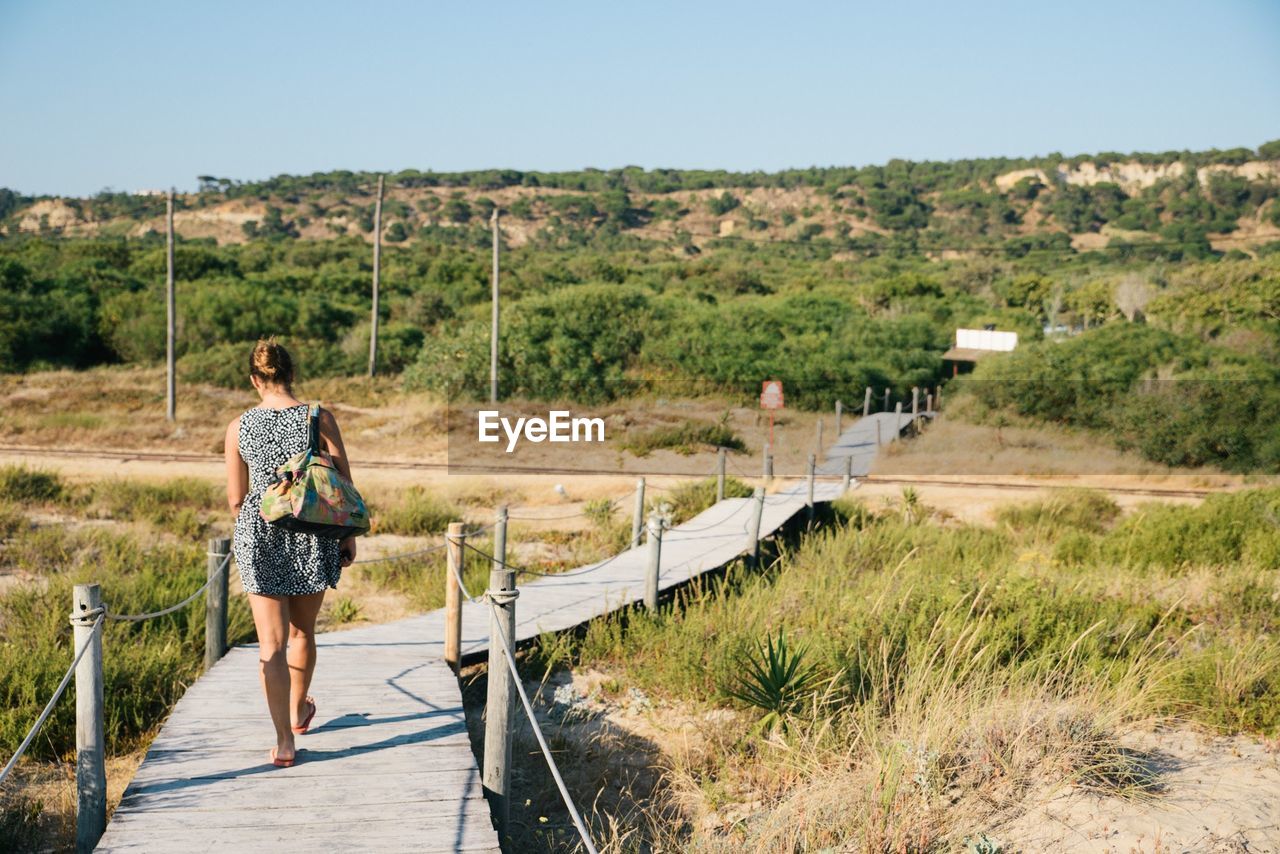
[224,338,357,767]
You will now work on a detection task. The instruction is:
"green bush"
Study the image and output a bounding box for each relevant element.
[618,419,746,457]
[994,489,1121,535]
[0,465,64,503]
[659,476,753,525]
[371,487,461,536]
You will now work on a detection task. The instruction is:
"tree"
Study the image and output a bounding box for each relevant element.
[707,192,740,216]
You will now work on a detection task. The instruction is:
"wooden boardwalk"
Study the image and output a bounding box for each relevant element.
[817,409,934,476]
[96,418,903,852]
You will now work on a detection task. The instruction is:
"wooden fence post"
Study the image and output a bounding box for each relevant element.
[716,448,726,502]
[926,392,934,414]
[205,537,230,670]
[763,443,773,484]
[630,477,645,549]
[806,453,816,522]
[835,400,843,437]
[876,418,883,447]
[746,487,765,568]
[483,505,515,836]
[843,454,853,492]
[912,386,919,419]
[644,513,663,611]
[815,417,824,454]
[445,522,464,673]
[894,402,903,439]
[863,386,872,417]
[937,384,943,410]
[72,583,105,853]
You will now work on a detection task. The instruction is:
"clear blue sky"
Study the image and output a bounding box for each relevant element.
[2,0,1278,197]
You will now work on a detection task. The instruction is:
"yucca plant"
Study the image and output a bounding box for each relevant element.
[724,628,820,734]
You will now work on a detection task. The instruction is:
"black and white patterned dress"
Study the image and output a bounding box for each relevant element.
[233,404,343,596]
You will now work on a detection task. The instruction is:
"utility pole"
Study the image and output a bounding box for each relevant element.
[165,188,175,422]
[368,174,384,378]
[490,208,500,403]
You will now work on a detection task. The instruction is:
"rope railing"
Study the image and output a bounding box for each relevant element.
[106,552,232,622]
[443,544,599,854]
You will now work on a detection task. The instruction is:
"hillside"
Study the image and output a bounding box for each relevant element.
[5,142,1280,256]
[4,141,1280,474]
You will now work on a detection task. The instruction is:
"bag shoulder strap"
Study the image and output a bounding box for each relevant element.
[308,403,321,455]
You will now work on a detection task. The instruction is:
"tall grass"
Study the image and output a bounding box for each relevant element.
[541,486,1280,849]
[0,523,254,761]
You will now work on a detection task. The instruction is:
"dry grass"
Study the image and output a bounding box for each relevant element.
[872,395,1243,489]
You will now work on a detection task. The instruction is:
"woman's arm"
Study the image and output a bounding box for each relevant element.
[318,408,358,566]
[224,417,249,515]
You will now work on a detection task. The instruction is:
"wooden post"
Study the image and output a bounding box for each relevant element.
[926,392,933,414]
[806,453,816,521]
[883,388,890,412]
[937,384,943,410]
[763,442,773,484]
[368,174,384,378]
[745,487,765,568]
[863,386,872,417]
[490,208,500,403]
[894,402,903,440]
[630,477,645,549]
[204,537,230,670]
[716,448,726,502]
[483,506,514,835]
[444,521,464,673]
[835,400,843,437]
[815,417,824,454]
[72,583,105,853]
[644,513,663,611]
[912,386,919,419]
[165,188,175,423]
[876,418,883,447]
[843,453,853,491]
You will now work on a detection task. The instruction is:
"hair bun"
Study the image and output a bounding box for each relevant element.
[249,337,295,387]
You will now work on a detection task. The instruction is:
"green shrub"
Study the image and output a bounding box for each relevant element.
[87,477,222,537]
[0,465,63,503]
[994,489,1121,535]
[618,419,746,457]
[372,487,461,536]
[660,476,753,525]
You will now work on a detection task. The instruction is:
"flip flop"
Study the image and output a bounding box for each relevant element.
[291,697,317,734]
[270,747,295,768]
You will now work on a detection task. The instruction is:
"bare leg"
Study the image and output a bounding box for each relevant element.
[287,591,326,726]
[247,592,294,762]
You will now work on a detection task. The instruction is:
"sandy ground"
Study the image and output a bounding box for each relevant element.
[996,729,1280,852]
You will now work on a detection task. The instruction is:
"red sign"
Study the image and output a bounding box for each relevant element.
[760,380,785,410]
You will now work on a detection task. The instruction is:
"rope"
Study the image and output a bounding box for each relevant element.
[106,552,232,622]
[351,520,497,566]
[443,547,598,853]
[507,506,603,522]
[462,540,630,580]
[0,612,104,787]
[353,541,447,565]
